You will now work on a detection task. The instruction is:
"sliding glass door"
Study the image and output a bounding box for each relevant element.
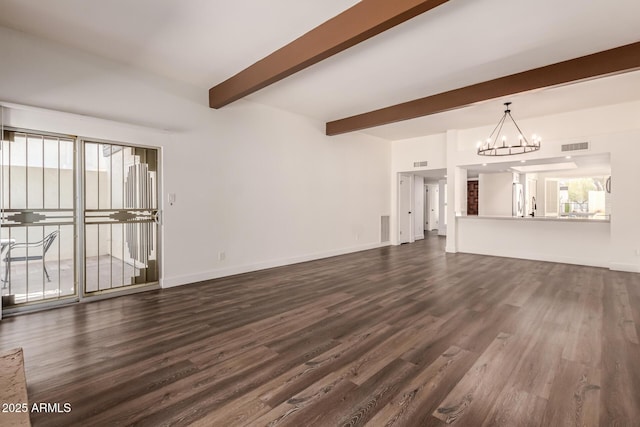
[0,130,76,305]
[0,128,160,311]
[83,142,159,295]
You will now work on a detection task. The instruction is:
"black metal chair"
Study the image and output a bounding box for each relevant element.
[2,230,60,283]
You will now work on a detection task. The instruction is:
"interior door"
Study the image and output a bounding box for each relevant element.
[428,184,439,231]
[83,142,159,295]
[424,186,429,230]
[399,174,411,243]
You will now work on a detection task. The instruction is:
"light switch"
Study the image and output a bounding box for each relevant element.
[168,193,176,206]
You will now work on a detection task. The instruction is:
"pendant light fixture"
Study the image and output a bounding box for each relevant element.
[477,102,541,156]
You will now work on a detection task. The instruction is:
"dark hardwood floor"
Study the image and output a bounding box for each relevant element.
[1,233,639,426]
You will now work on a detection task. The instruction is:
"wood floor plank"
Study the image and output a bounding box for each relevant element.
[453,304,520,353]
[129,338,340,427]
[481,387,547,427]
[250,371,359,426]
[44,346,279,427]
[263,324,398,406]
[625,274,640,328]
[367,346,477,426]
[599,272,640,426]
[261,357,418,427]
[432,332,524,424]
[540,359,601,427]
[561,290,603,369]
[609,278,640,345]
[400,308,477,367]
[0,233,638,426]
[194,323,399,426]
[503,276,543,308]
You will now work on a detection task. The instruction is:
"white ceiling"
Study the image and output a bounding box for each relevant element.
[464,153,611,179]
[0,0,639,140]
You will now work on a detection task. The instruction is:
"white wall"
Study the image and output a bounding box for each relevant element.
[391,134,446,172]
[0,25,391,287]
[609,140,640,272]
[453,165,468,216]
[478,172,514,217]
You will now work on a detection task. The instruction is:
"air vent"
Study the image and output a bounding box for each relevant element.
[381,216,390,243]
[413,161,428,167]
[561,142,589,152]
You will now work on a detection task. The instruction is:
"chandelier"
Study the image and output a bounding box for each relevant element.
[477,102,541,156]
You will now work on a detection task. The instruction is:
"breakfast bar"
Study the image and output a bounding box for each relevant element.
[456,215,611,268]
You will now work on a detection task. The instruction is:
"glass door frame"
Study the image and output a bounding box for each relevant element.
[1,126,79,314]
[78,137,161,302]
[0,128,162,315]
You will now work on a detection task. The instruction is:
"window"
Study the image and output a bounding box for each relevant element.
[557,176,609,219]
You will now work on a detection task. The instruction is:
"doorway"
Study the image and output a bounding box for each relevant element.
[398,174,411,244]
[0,128,160,312]
[83,141,159,296]
[425,184,440,231]
[1,129,75,306]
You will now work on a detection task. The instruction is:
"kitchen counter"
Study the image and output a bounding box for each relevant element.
[456,214,610,268]
[458,215,610,223]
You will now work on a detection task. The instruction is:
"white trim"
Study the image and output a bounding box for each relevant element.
[457,249,610,269]
[162,241,391,288]
[608,263,640,273]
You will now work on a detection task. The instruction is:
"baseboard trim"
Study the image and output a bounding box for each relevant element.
[162,241,391,288]
[608,263,640,273]
[456,249,610,269]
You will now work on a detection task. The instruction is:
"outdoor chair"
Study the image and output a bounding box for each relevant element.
[2,230,60,283]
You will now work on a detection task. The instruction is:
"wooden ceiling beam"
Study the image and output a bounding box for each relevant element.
[209,0,449,109]
[326,41,640,135]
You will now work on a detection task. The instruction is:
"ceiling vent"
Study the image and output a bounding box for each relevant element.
[413,161,428,167]
[561,142,589,152]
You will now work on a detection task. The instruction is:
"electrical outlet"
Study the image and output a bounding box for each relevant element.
[218,251,226,261]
